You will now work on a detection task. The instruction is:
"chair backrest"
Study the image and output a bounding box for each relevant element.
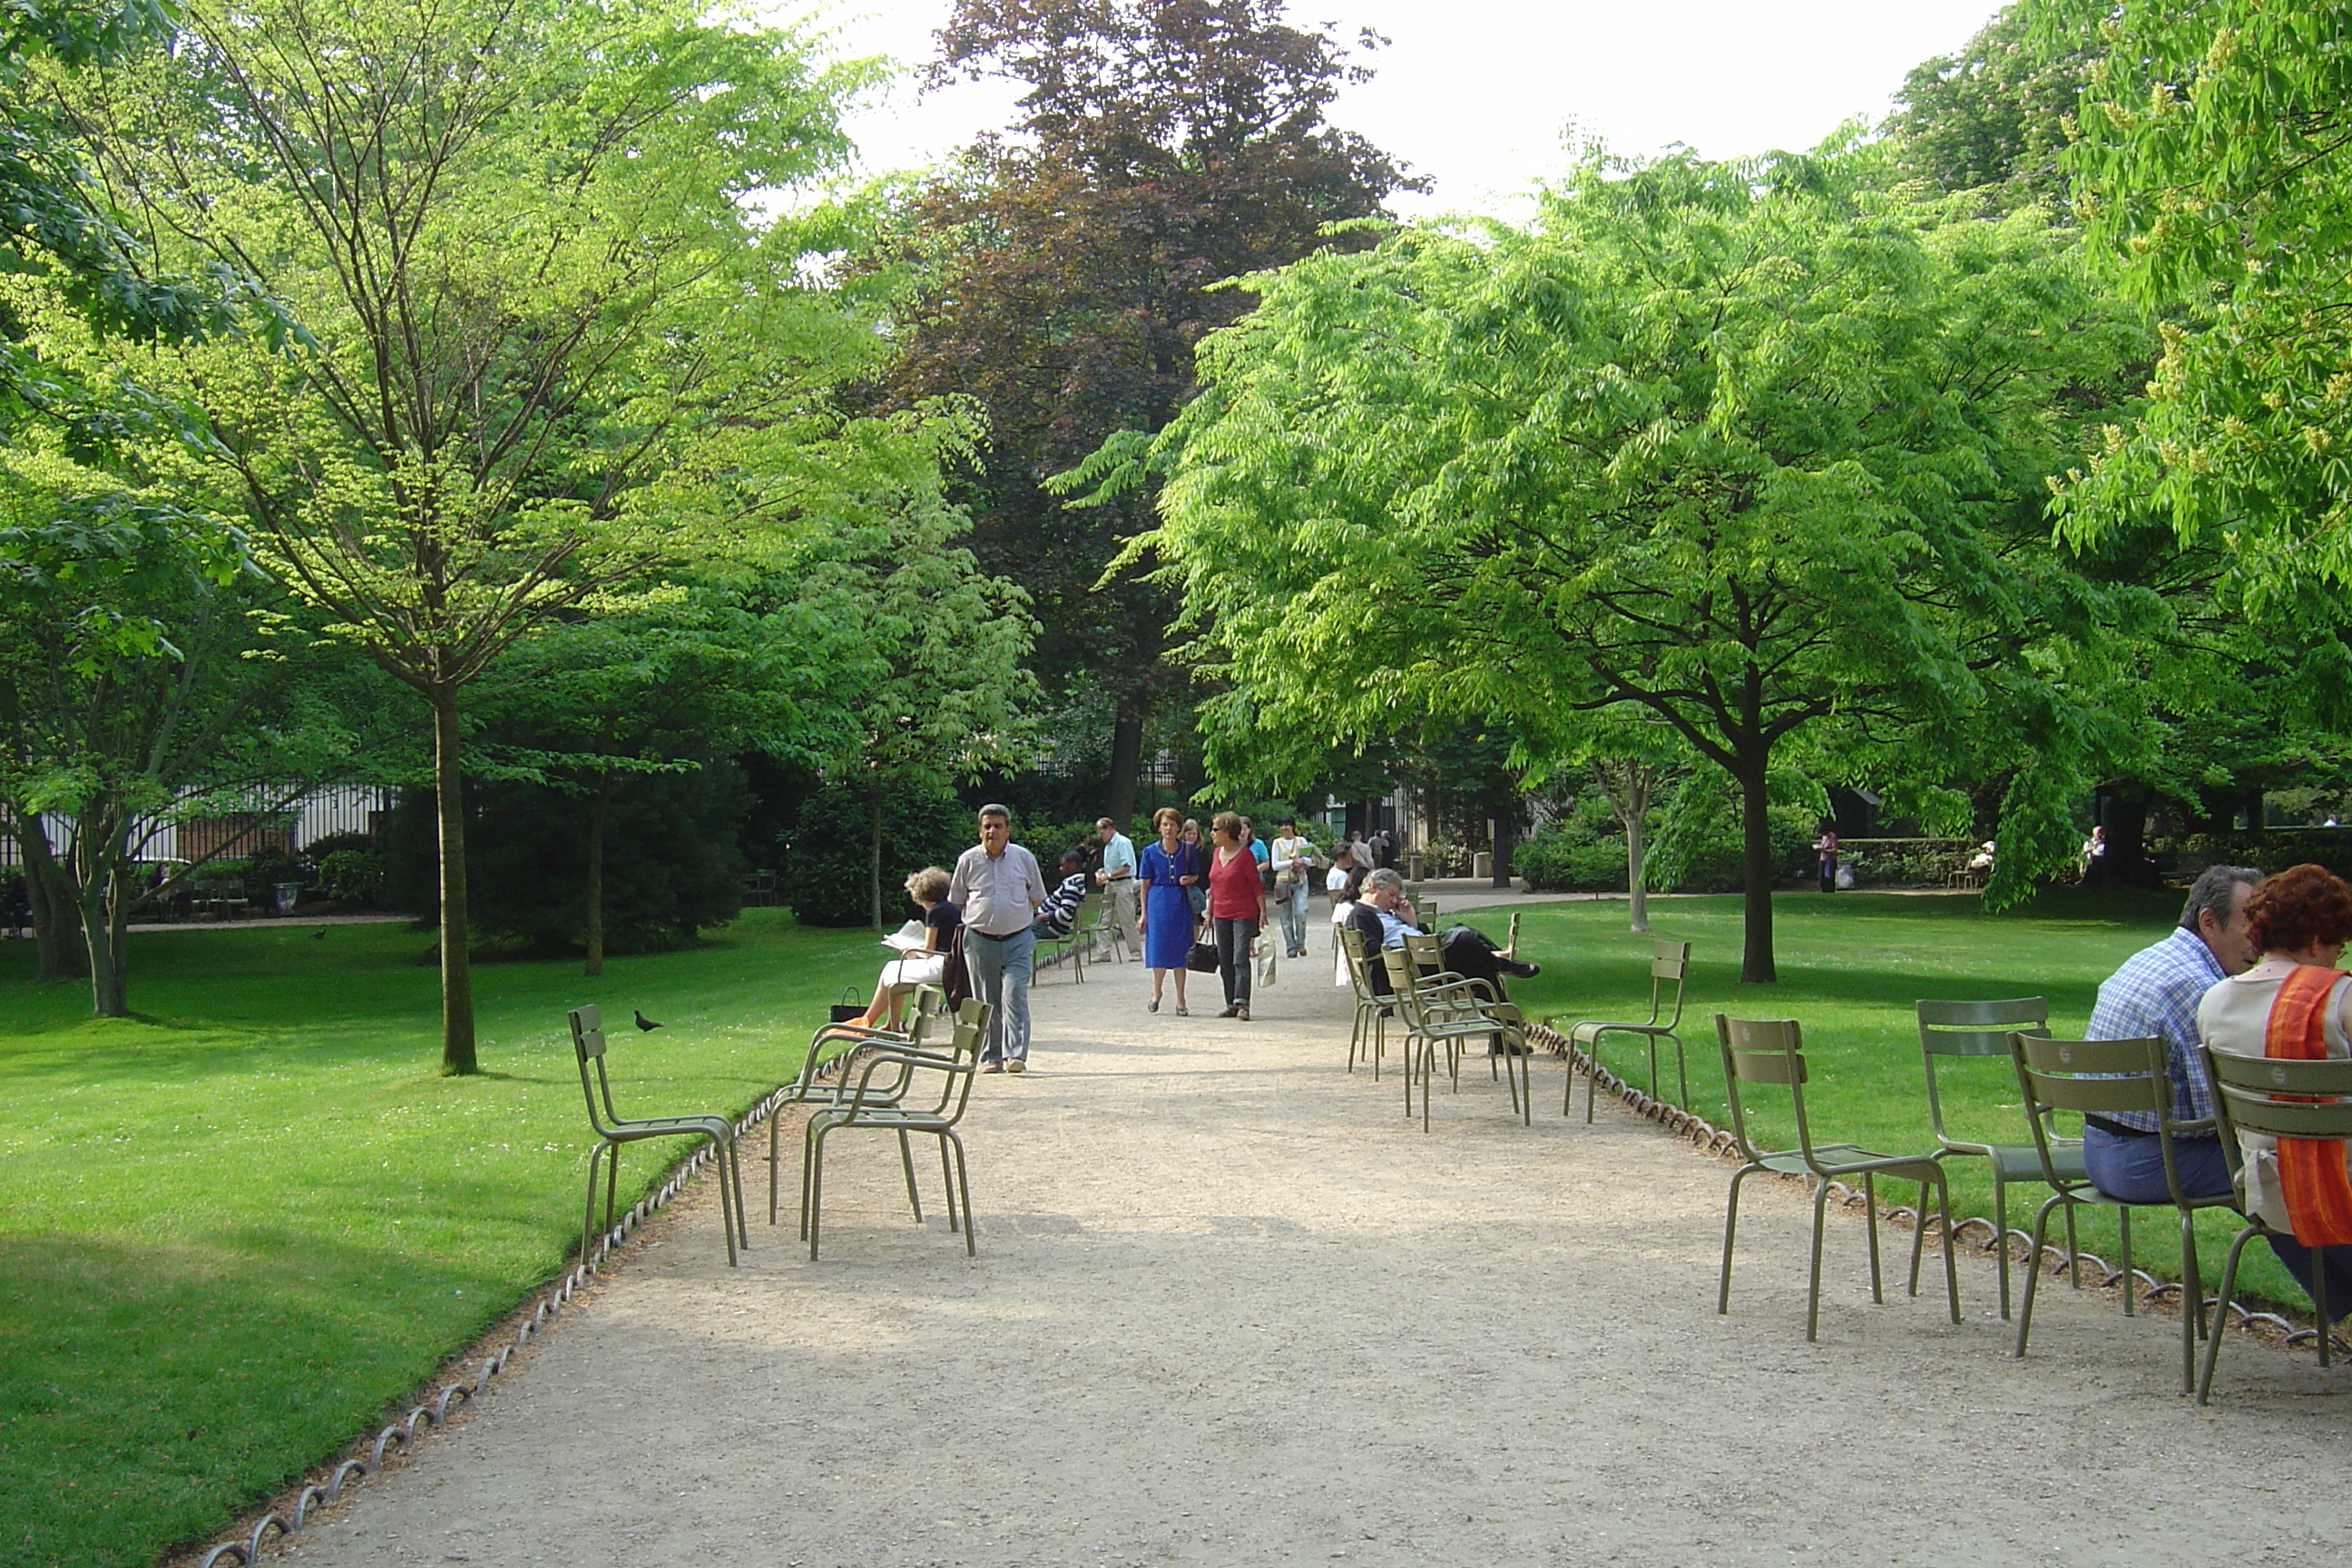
[2010,1033,2167,1191]
[1916,996,2049,1143]
[568,1004,620,1132]
[1714,1014,1818,1167]
[2204,1047,2352,1142]
[1379,947,1432,1027]
[1401,929,1448,978]
[1341,937,1382,1007]
[1649,940,1691,1027]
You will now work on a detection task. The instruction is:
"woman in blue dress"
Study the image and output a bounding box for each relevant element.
[1139,805,1198,1014]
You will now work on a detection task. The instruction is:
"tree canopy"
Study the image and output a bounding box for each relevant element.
[1079,147,2159,979]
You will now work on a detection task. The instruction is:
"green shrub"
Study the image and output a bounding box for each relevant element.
[1517,828,1632,892]
[783,782,974,928]
[316,848,386,905]
[380,762,751,953]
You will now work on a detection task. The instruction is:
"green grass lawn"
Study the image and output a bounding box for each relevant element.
[0,910,877,1568]
[1450,888,2313,1321]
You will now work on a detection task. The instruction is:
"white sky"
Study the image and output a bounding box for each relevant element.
[773,0,2008,217]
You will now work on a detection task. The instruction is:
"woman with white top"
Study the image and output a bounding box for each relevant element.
[2196,861,2352,1322]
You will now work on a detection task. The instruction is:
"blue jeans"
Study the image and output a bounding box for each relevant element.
[962,926,1035,1064]
[2084,1124,2352,1321]
[1275,880,1308,956]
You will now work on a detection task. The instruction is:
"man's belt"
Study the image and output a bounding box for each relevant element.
[2084,1114,2151,1138]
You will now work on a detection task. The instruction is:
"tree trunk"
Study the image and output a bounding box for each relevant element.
[1737,753,1777,984]
[1625,785,1651,935]
[431,685,478,1074]
[583,774,613,977]
[1487,786,1515,888]
[17,818,69,984]
[870,789,885,932]
[1105,700,1144,825]
[2102,788,2159,888]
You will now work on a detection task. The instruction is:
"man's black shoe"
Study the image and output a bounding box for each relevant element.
[1502,958,1541,979]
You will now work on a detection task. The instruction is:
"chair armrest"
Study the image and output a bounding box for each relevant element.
[845,1049,964,1112]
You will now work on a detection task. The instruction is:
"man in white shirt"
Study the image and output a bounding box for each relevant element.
[950,804,1049,1073]
[1269,816,1317,959]
[1094,817,1138,952]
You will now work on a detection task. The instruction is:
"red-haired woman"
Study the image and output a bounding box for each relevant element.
[2197,862,2352,1323]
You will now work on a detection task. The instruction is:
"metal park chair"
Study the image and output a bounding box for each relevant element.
[1340,935,1390,1077]
[1914,996,2069,1320]
[1035,893,1093,983]
[1381,937,1531,1132]
[799,1008,989,1259]
[1564,940,1691,1121]
[1716,1014,1960,1341]
[569,1004,748,1269]
[2196,1044,2352,1404]
[2009,1034,2235,1391]
[768,990,977,1222]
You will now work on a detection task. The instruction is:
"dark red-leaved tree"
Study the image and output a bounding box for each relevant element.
[880,0,1417,818]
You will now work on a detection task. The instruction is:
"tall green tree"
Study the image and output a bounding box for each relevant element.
[76,0,962,1070]
[1887,3,2102,211]
[1080,149,2156,981]
[874,0,1415,820]
[2044,0,2352,602]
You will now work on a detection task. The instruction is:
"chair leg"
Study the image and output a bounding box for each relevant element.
[948,1131,975,1258]
[1563,1039,1578,1118]
[583,1142,608,1267]
[1907,1178,1930,1298]
[898,1129,924,1225]
[604,1142,622,1247]
[2318,1264,2333,1369]
[2016,1194,2064,1357]
[1863,1172,1884,1305]
[1992,1175,2012,1321]
[710,1133,738,1268]
[2120,1207,2134,1317]
[2063,1203,2081,1289]
[1673,1035,1688,1109]
[730,1140,750,1250]
[769,1110,782,1225]
[2178,1208,2200,1394]
[939,1137,959,1234]
[807,1123,830,1260]
[1933,1170,1960,1324]
[799,1119,818,1241]
[1585,1038,1602,1124]
[1720,1165,1758,1314]
[1808,1177,1833,1342]
[2198,1224,2263,1404]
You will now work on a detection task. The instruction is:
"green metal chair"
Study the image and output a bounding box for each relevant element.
[1035,893,1093,982]
[1565,940,1691,1121]
[1716,1014,1960,1341]
[1914,996,2073,1320]
[2009,1033,2234,1391]
[1340,934,1390,1078]
[1381,938,1531,1132]
[800,1008,988,1259]
[768,990,975,1223]
[568,1004,748,1269]
[2196,1044,2352,1403]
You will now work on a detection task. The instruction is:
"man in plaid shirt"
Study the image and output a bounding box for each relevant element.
[2082,863,2264,1202]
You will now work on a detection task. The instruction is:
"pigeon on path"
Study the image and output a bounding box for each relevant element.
[633,1010,662,1032]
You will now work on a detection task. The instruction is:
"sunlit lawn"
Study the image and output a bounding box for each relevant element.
[0,910,876,1568]
[1454,888,2312,1318]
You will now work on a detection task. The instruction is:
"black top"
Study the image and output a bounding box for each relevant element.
[925,900,963,947]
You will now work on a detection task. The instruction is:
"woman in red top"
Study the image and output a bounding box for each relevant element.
[1207,810,1269,1020]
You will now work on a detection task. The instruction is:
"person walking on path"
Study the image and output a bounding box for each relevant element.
[1270,816,1316,960]
[951,803,1048,1073]
[1137,806,1197,1014]
[1815,827,1838,894]
[1181,818,1209,921]
[1208,811,1269,1020]
[1094,818,1138,951]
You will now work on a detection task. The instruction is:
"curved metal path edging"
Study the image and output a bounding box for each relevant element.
[1525,1021,2324,1348]
[184,1069,821,1568]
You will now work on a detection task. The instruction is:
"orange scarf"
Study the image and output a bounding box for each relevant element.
[2263,964,2352,1247]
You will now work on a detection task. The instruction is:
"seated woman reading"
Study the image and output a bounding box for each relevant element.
[851,866,960,1030]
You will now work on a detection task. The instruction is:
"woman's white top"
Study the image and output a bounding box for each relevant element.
[1331,898,1360,985]
[2196,956,2352,1233]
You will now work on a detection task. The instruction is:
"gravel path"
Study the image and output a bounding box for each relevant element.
[282,954,2349,1568]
